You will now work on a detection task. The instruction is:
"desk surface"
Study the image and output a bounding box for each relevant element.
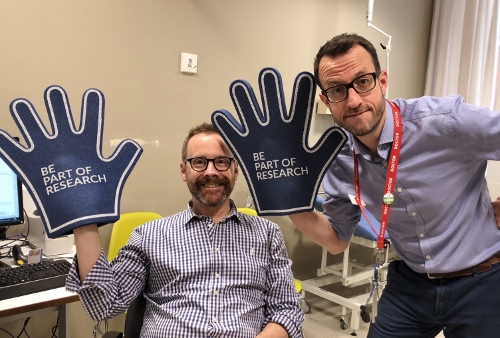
[0,239,78,318]
[0,287,79,318]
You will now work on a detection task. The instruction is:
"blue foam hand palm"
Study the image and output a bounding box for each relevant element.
[0,86,143,238]
[212,68,347,215]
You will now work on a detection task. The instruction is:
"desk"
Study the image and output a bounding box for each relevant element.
[0,238,78,337]
[0,287,79,338]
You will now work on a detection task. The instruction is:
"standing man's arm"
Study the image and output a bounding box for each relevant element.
[256,322,288,338]
[289,211,348,254]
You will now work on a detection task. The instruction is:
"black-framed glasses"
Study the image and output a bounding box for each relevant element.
[321,71,380,103]
[186,156,234,172]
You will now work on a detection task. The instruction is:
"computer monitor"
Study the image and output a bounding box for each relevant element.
[0,153,24,239]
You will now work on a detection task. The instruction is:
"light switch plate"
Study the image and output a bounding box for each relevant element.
[181,53,198,73]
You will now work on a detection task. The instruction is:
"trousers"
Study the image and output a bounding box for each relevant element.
[367,259,500,338]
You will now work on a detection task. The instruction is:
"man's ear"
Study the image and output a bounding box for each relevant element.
[180,162,187,182]
[378,70,389,97]
[233,160,239,179]
[319,93,330,107]
[319,93,333,115]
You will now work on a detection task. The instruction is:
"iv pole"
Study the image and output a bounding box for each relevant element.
[364,4,393,322]
[366,0,392,98]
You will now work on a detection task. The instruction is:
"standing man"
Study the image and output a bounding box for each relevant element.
[289,33,500,337]
[66,123,303,338]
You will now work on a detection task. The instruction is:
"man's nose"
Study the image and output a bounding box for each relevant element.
[204,160,219,175]
[345,87,363,108]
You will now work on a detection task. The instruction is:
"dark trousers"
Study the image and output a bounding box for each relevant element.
[367,259,500,338]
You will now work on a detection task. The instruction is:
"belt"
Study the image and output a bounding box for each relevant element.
[427,253,500,279]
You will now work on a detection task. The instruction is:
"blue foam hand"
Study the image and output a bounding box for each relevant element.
[0,86,143,238]
[212,68,347,215]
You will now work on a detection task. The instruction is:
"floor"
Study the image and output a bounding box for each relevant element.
[302,291,370,337]
[301,288,445,338]
[296,241,446,338]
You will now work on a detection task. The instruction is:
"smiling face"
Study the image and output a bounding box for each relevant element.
[318,44,388,142]
[180,132,238,215]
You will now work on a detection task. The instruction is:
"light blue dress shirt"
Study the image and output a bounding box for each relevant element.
[322,95,500,274]
[66,201,303,338]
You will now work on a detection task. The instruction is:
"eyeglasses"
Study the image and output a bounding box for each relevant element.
[321,71,380,103]
[186,156,234,172]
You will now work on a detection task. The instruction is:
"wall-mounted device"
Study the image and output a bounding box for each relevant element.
[366,0,392,97]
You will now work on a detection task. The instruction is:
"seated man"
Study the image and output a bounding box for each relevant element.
[65,122,303,338]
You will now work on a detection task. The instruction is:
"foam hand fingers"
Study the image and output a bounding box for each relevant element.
[44,86,78,136]
[289,72,316,125]
[231,79,266,131]
[0,86,143,238]
[10,98,50,148]
[258,68,287,123]
[212,68,347,216]
[106,139,143,180]
[311,126,350,161]
[80,88,105,143]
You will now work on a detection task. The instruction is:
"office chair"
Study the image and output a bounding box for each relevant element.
[107,212,163,261]
[94,211,162,338]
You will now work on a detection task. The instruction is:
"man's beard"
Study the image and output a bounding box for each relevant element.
[188,177,234,207]
[339,95,385,137]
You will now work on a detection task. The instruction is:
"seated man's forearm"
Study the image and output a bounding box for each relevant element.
[73,224,103,282]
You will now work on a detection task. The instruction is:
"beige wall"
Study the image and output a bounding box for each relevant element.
[0,0,434,336]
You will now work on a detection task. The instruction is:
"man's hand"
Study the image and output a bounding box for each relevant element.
[492,197,500,229]
[0,86,142,238]
[212,68,347,215]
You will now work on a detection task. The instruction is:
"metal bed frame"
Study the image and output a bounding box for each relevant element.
[299,196,397,336]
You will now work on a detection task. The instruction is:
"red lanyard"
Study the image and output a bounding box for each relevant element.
[353,100,402,249]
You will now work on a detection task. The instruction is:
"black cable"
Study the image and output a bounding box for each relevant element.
[0,238,19,261]
[0,327,15,338]
[0,209,35,263]
[15,317,31,338]
[51,312,59,338]
[21,209,30,241]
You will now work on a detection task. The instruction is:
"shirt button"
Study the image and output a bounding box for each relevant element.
[411,212,417,217]
[214,290,219,296]
[419,233,425,238]
[383,162,388,167]
[215,273,220,278]
[215,247,220,253]
[212,317,218,322]
[397,187,402,193]
[426,255,431,260]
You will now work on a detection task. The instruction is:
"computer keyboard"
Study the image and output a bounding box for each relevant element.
[0,259,72,301]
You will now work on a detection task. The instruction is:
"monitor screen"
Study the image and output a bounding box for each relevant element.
[0,153,24,239]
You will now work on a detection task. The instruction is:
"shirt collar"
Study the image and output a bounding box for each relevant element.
[186,199,239,222]
[352,100,394,161]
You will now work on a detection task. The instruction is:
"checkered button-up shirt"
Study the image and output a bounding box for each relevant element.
[66,202,303,337]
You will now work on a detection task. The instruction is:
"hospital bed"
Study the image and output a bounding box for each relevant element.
[299,194,398,336]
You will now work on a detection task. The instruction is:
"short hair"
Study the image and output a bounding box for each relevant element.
[313,33,381,90]
[181,122,219,161]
